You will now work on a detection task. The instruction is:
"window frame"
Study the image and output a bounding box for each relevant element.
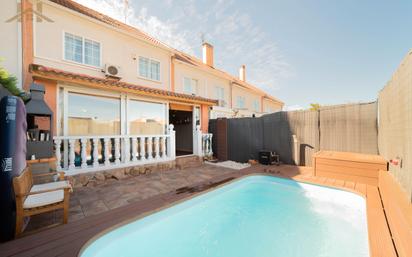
[252,99,260,112]
[183,77,198,95]
[138,56,161,82]
[66,91,122,136]
[126,97,168,135]
[63,31,102,68]
[236,96,246,109]
[215,86,225,100]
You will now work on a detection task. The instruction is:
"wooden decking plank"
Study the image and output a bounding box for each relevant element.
[0,165,401,257]
[0,171,241,256]
[378,170,412,257]
[10,197,168,257]
[0,194,167,256]
[366,185,397,257]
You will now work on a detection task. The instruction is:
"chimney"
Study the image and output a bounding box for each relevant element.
[239,65,246,82]
[202,42,214,67]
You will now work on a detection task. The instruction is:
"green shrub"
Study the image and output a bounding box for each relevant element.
[0,58,27,100]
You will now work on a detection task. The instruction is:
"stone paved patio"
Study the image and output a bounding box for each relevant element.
[25,164,236,233]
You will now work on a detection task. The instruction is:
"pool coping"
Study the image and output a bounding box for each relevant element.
[0,164,397,257]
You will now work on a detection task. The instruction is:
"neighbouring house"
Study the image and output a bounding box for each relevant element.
[0,0,283,175]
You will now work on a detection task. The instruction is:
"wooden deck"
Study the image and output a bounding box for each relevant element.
[0,164,400,257]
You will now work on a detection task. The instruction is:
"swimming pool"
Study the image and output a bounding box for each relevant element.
[80,175,369,257]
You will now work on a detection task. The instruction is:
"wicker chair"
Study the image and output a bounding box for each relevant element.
[13,167,72,237]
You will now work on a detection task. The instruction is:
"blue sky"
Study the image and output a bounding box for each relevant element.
[77,0,412,110]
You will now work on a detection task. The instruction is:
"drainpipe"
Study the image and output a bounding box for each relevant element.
[292,134,299,165]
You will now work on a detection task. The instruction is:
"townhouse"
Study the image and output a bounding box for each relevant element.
[0,0,283,174]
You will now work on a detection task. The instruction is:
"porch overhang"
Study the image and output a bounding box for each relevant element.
[29,64,218,106]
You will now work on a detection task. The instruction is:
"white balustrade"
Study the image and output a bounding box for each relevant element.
[131,137,137,162]
[68,139,76,170]
[140,137,146,160]
[167,124,176,159]
[202,133,213,157]
[114,138,121,164]
[54,139,62,170]
[147,137,153,160]
[193,125,203,156]
[154,137,160,159]
[103,138,110,166]
[80,138,88,168]
[92,138,99,167]
[161,137,166,159]
[193,125,213,158]
[53,126,175,175]
[123,137,130,163]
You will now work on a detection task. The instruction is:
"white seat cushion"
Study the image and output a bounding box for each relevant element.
[23,190,64,209]
[31,181,70,192]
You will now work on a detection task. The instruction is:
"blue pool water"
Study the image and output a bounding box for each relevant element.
[81,176,369,257]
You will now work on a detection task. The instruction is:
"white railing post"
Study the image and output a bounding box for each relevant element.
[131,137,137,162]
[104,138,110,166]
[80,138,87,168]
[92,138,99,167]
[193,125,203,157]
[54,139,62,170]
[154,137,160,160]
[68,139,76,170]
[114,138,120,164]
[168,124,176,159]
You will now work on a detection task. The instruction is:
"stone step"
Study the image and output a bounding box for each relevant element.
[175,155,203,170]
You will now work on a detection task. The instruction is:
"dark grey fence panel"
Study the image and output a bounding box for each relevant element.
[209,102,377,167]
[261,112,294,164]
[227,117,263,162]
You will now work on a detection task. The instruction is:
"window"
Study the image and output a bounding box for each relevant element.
[64,33,82,63]
[253,99,260,112]
[139,57,160,81]
[67,93,120,136]
[84,39,100,66]
[183,77,198,94]
[128,100,166,135]
[64,32,101,67]
[236,96,246,109]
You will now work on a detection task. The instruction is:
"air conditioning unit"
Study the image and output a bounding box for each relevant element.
[217,100,226,107]
[103,64,121,78]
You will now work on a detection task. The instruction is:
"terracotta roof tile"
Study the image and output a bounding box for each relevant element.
[29,64,218,104]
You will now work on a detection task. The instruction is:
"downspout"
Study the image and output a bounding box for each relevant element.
[21,0,34,91]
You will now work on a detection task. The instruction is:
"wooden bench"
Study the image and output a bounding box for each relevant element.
[312,151,387,186]
[13,167,72,237]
